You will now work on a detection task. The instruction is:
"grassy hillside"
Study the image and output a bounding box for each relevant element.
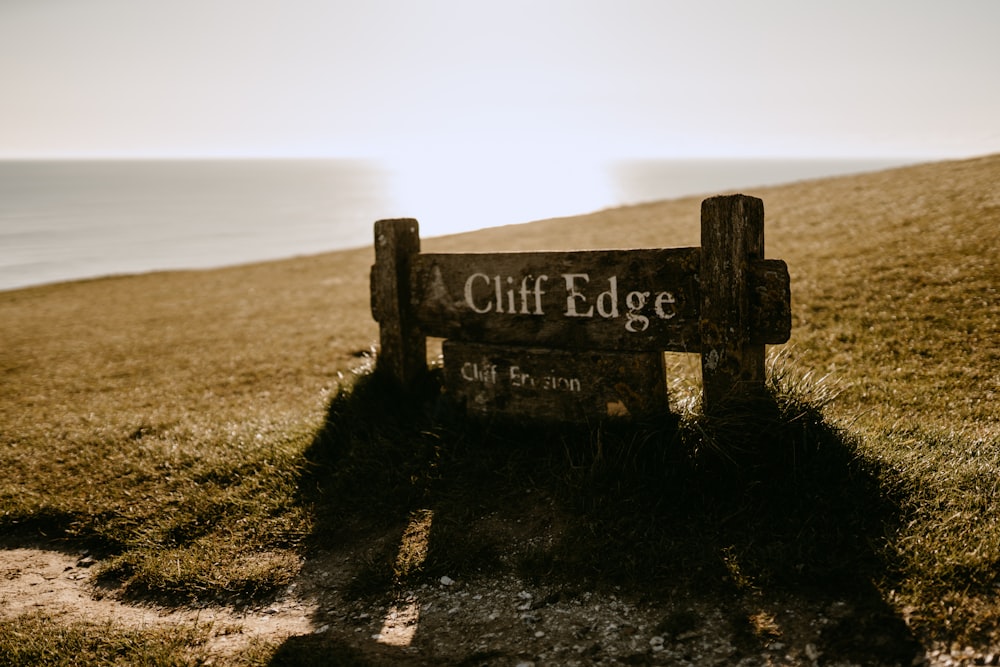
[1,154,998,663]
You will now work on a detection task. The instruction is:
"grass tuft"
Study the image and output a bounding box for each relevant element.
[0,615,214,667]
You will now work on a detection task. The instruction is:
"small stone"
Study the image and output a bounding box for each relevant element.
[76,556,96,568]
[314,625,329,634]
[650,636,665,648]
[805,643,821,661]
[535,630,545,638]
[440,575,455,586]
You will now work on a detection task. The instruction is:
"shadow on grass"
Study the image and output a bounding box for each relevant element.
[275,367,922,665]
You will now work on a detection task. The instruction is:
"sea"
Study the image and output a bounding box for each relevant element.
[0,158,913,292]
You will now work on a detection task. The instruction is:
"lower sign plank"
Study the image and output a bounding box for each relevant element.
[442,340,668,422]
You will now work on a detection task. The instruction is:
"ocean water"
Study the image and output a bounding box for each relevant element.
[0,158,909,292]
[0,160,392,291]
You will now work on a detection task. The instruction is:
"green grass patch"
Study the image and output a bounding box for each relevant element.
[1,418,313,603]
[0,615,216,667]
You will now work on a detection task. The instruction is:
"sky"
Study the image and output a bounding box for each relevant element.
[2,1,999,226]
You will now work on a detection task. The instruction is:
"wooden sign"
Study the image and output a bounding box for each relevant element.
[370,194,791,419]
[443,341,668,421]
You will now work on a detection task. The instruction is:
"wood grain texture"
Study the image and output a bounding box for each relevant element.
[699,195,767,412]
[409,248,788,352]
[371,218,426,385]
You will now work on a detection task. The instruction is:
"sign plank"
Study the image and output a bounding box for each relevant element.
[443,340,668,421]
[409,249,789,352]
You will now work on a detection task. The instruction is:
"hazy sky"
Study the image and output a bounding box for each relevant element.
[3,0,999,163]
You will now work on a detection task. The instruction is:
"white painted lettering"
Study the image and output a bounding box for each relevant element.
[654,291,677,319]
[463,270,675,333]
[518,277,531,314]
[464,273,493,313]
[460,361,498,383]
[563,273,594,317]
[625,291,650,332]
[509,366,535,388]
[596,276,619,319]
[505,276,516,314]
[533,275,548,315]
[493,275,504,313]
[461,362,476,381]
[540,373,582,392]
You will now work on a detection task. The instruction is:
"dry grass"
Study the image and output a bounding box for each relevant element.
[1,154,999,661]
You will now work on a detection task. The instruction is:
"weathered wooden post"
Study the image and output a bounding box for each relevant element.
[371,218,426,386]
[699,194,767,414]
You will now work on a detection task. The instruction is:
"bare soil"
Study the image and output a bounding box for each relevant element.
[3,542,995,666]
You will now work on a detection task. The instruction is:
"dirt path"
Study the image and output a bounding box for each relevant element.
[0,547,315,656]
[1,546,993,666]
